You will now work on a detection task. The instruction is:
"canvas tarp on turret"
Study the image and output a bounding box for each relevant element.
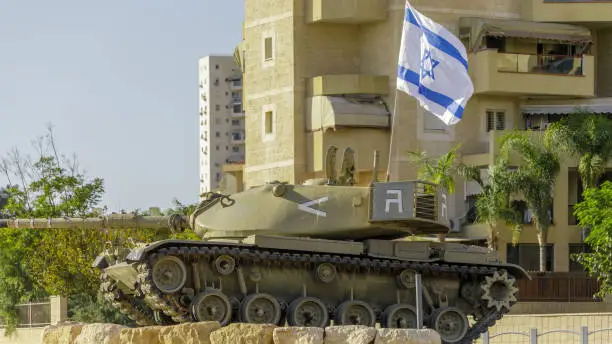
[459,17,592,52]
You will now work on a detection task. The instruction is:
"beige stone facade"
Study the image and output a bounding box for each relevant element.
[236,0,612,290]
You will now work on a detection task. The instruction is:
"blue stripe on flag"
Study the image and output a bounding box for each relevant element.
[405,9,468,71]
[397,65,465,119]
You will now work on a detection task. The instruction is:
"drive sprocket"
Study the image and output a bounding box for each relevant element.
[480,269,518,312]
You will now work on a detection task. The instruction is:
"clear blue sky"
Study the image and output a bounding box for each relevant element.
[0,1,243,212]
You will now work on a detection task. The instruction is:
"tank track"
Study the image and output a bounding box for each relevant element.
[137,262,192,323]
[99,273,156,326]
[126,243,517,343]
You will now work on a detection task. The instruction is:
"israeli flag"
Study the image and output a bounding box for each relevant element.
[397,2,474,126]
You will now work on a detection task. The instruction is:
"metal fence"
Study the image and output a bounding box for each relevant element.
[481,326,612,344]
[0,300,51,329]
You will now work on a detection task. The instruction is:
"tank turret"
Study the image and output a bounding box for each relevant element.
[0,147,529,344]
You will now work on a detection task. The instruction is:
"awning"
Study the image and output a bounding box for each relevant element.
[307,96,390,131]
[459,17,592,52]
[233,43,244,72]
[522,98,612,115]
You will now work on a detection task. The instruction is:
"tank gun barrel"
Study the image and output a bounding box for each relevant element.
[0,213,190,232]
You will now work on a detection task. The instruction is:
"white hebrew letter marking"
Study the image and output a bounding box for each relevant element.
[385,190,403,213]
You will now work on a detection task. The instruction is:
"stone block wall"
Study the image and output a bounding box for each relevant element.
[41,322,441,344]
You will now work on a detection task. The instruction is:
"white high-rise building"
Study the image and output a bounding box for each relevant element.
[198,55,245,195]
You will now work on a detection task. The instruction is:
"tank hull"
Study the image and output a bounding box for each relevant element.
[97,236,528,344]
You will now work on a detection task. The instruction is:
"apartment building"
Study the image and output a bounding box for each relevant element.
[198,55,245,195]
[234,0,612,307]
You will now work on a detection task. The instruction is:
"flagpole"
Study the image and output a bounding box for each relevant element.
[385,89,400,182]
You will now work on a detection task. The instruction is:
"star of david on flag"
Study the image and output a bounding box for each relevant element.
[396,1,474,126]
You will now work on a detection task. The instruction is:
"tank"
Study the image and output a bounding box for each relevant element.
[0,148,529,344]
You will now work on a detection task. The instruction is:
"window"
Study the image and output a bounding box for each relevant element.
[423,111,446,132]
[264,37,273,61]
[265,112,273,134]
[506,243,554,272]
[262,105,276,141]
[486,110,506,132]
[215,105,220,111]
[231,91,242,102]
[232,146,240,153]
[232,132,242,141]
[215,64,219,70]
[216,145,219,151]
[233,103,242,113]
[231,119,240,126]
[215,132,220,138]
[261,32,275,66]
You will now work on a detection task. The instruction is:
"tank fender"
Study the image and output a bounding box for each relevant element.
[492,263,531,280]
[125,239,253,262]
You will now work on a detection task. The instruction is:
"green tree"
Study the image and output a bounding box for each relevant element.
[0,126,203,332]
[407,144,523,249]
[572,181,612,298]
[463,157,523,250]
[406,144,462,195]
[0,228,46,335]
[500,131,561,272]
[545,109,612,189]
[0,186,10,217]
[0,125,144,332]
[406,145,464,242]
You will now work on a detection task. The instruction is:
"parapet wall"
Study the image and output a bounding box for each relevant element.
[41,322,441,344]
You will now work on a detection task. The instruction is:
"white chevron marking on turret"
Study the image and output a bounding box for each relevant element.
[298,196,329,217]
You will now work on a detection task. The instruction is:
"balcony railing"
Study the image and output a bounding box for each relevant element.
[523,0,612,22]
[0,300,51,328]
[543,0,612,2]
[516,272,600,302]
[497,53,584,76]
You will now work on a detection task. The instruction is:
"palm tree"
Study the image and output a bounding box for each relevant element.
[545,108,612,189]
[500,131,561,272]
[461,157,523,250]
[406,144,462,194]
[406,145,463,242]
[407,145,524,249]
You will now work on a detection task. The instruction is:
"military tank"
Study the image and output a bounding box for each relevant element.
[0,148,528,344]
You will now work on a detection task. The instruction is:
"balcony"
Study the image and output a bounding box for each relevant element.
[229,79,242,91]
[231,132,245,144]
[307,74,388,97]
[469,50,594,97]
[522,0,612,23]
[306,0,386,24]
[231,103,244,118]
